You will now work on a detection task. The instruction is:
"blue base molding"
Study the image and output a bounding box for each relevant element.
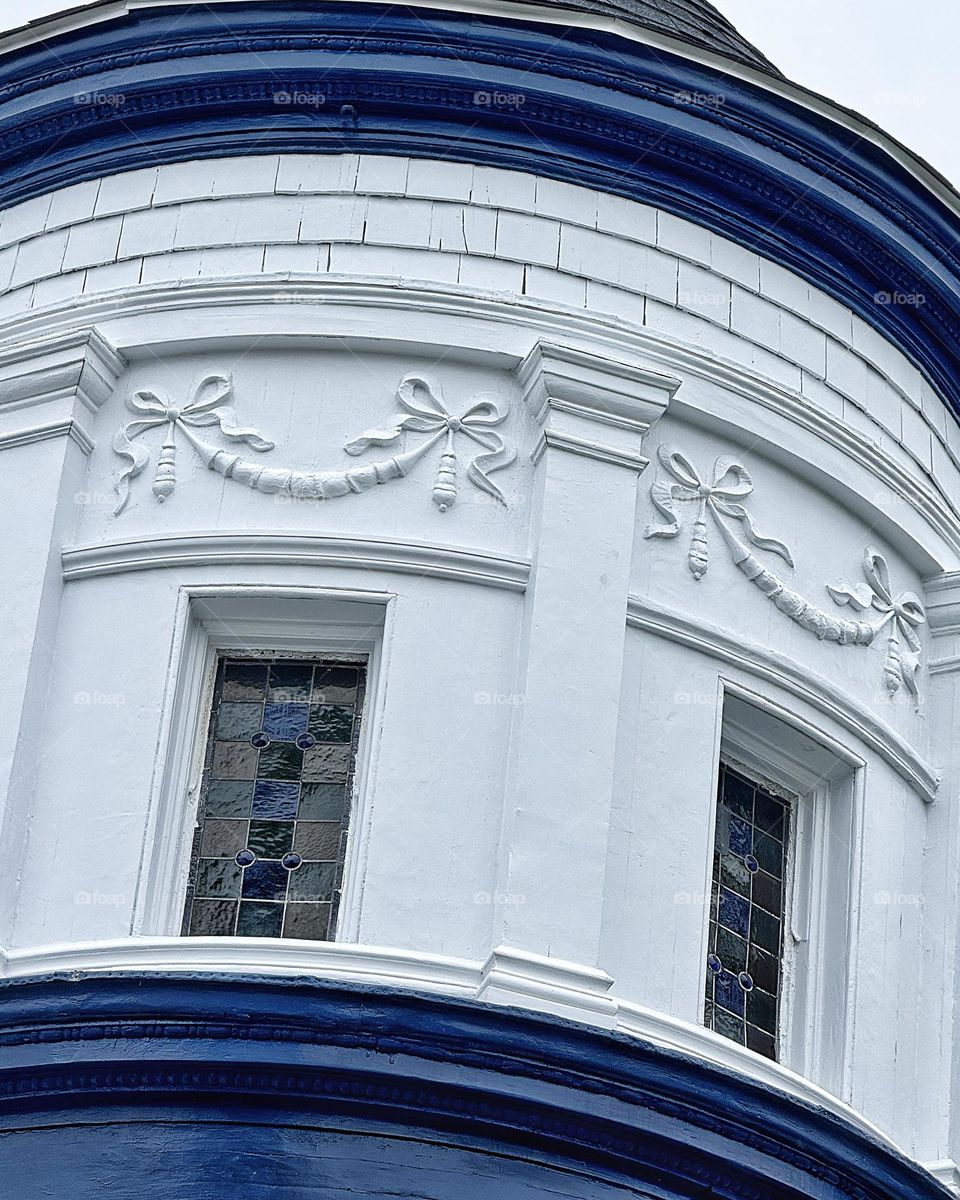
[0,971,948,1198]
[2,3,960,419]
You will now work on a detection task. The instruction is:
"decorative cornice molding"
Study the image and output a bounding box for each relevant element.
[3,283,955,562]
[517,341,680,432]
[60,531,531,592]
[925,1161,960,1195]
[519,340,677,471]
[477,944,618,1026]
[0,955,944,1199]
[0,3,959,422]
[529,429,649,472]
[0,417,95,455]
[923,571,960,636]
[626,594,940,801]
[0,936,919,1163]
[0,328,125,415]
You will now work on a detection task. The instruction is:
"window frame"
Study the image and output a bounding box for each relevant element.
[132,585,392,943]
[703,681,864,1095]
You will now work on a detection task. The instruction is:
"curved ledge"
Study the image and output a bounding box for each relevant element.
[1,2,960,422]
[627,594,940,801]
[0,959,945,1199]
[60,530,531,591]
[6,281,958,567]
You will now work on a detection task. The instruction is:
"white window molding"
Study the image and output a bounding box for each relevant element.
[712,681,864,1097]
[131,584,393,942]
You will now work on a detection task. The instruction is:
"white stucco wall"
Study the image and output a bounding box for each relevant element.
[2,152,960,1171]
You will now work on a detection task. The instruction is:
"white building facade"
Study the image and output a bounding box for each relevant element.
[1,1,959,1195]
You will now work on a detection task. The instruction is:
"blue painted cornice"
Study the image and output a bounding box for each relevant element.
[0,971,949,1198]
[2,2,960,421]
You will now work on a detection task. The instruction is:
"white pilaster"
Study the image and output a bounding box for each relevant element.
[493,342,679,965]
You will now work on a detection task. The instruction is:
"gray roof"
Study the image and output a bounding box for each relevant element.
[512,0,781,75]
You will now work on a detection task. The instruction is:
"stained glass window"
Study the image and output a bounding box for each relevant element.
[704,762,790,1061]
[182,655,366,940]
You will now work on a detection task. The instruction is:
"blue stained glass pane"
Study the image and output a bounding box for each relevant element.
[727,815,752,857]
[718,887,749,937]
[715,970,744,1016]
[241,859,288,902]
[252,780,299,819]
[262,703,310,741]
[184,656,366,945]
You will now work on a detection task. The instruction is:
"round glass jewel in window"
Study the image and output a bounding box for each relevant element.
[295,733,316,749]
[282,852,302,870]
[250,732,270,748]
[235,848,256,867]
[707,953,722,974]
[738,972,754,991]
[744,854,759,873]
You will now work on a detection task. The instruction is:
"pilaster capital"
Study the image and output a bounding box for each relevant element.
[516,341,679,471]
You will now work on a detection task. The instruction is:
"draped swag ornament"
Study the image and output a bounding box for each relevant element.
[112,373,515,514]
[645,444,927,701]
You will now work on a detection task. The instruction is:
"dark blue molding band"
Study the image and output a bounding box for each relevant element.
[2,2,960,422]
[0,971,949,1199]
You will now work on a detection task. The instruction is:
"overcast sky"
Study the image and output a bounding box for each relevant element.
[3,0,957,187]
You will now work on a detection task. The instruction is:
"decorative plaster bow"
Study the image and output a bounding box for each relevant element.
[344,374,516,510]
[828,550,927,698]
[645,445,794,579]
[112,374,273,513]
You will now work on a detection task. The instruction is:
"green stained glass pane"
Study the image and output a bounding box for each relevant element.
[298,783,347,821]
[236,901,283,937]
[308,704,355,744]
[195,858,243,899]
[189,898,237,936]
[212,741,258,780]
[222,662,268,702]
[200,819,248,858]
[312,667,358,704]
[205,780,254,818]
[289,861,336,902]
[302,744,350,782]
[294,821,341,861]
[248,820,295,859]
[216,702,262,741]
[257,741,303,781]
[283,902,332,940]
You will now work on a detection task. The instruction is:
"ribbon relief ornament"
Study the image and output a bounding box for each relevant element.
[645,444,926,699]
[112,372,514,514]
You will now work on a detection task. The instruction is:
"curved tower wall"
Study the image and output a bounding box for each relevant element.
[2,4,960,1196]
